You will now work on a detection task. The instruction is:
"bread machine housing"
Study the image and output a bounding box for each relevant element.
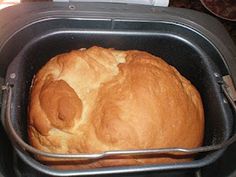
[0,2,236,177]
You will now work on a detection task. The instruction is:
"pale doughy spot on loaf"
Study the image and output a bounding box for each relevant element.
[28,46,204,169]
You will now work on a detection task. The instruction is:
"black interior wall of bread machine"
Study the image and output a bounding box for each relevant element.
[3,17,234,175]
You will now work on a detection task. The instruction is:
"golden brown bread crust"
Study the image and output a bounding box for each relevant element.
[28,46,204,169]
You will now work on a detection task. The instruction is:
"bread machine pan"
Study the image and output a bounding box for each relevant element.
[0,2,236,176]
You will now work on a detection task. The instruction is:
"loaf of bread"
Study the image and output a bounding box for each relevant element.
[28,46,204,169]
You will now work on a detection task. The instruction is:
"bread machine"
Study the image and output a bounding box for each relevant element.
[0,2,236,177]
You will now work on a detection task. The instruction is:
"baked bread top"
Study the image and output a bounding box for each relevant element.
[28,46,204,168]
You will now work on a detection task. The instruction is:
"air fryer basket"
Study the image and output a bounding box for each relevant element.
[1,2,236,176]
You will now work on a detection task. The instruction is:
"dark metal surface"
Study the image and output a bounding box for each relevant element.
[0,3,236,85]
